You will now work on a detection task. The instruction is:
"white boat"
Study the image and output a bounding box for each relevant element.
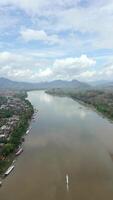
[4,165,14,176]
[15,147,23,156]
[0,181,2,186]
[66,174,69,191]
[26,130,29,134]
[66,174,69,184]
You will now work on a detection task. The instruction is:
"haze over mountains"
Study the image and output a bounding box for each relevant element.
[0,77,113,91]
[0,77,90,91]
[89,80,113,91]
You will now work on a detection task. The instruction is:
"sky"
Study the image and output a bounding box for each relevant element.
[0,0,113,82]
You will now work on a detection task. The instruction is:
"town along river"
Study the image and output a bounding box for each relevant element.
[1,90,113,200]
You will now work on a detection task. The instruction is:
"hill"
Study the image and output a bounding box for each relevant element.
[90,80,113,91]
[0,77,90,91]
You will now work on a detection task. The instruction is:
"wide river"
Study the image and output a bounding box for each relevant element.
[1,90,113,200]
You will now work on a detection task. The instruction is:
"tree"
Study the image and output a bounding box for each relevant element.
[2,143,14,156]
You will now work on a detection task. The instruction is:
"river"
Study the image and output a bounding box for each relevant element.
[1,90,113,200]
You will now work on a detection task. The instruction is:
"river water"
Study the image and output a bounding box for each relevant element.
[1,90,113,200]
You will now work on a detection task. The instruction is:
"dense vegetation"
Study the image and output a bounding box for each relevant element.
[13,91,27,100]
[0,96,7,106]
[0,97,13,127]
[70,90,113,120]
[0,109,13,118]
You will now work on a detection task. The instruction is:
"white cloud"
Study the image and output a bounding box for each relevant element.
[99,64,113,77]
[0,51,113,82]
[0,1,113,82]
[0,0,113,50]
[53,55,96,69]
[77,70,97,80]
[0,51,23,63]
[1,51,113,82]
[38,68,52,77]
[50,55,96,80]
[0,51,50,81]
[78,63,113,81]
[20,28,61,44]
[0,0,78,15]
[0,51,97,82]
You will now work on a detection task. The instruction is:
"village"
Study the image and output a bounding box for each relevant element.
[0,94,31,147]
[0,91,34,180]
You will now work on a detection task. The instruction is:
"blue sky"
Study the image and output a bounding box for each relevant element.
[0,0,113,82]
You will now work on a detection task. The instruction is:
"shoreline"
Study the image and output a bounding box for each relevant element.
[71,97,113,124]
[46,91,113,124]
[0,93,34,180]
[0,124,31,179]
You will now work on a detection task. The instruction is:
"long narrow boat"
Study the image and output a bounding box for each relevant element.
[66,174,69,184]
[0,181,2,187]
[15,147,23,156]
[4,165,14,176]
[66,174,69,191]
[26,129,29,134]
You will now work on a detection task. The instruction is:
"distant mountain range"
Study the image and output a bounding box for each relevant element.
[0,77,113,91]
[90,80,113,91]
[89,80,113,86]
[0,77,90,91]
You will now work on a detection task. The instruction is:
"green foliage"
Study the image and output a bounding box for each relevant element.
[0,109,13,118]
[95,104,108,113]
[0,96,7,106]
[14,91,27,100]
[2,143,14,156]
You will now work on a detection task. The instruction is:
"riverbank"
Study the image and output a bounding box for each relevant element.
[0,92,34,177]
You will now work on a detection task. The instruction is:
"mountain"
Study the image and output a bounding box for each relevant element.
[0,77,91,91]
[98,82,113,91]
[0,77,36,90]
[89,80,113,91]
[89,80,111,86]
[41,79,90,89]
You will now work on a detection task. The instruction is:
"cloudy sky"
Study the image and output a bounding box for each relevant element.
[0,0,113,82]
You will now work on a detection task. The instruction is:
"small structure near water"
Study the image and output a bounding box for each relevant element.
[66,174,69,192]
[4,165,15,176]
[0,180,2,187]
[15,147,23,156]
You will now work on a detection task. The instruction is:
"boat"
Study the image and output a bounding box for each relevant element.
[26,130,29,134]
[15,147,23,156]
[22,137,25,142]
[66,174,69,191]
[0,181,2,187]
[4,165,14,176]
[66,174,69,184]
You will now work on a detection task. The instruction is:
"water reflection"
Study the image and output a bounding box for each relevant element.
[43,93,88,119]
[39,92,54,103]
